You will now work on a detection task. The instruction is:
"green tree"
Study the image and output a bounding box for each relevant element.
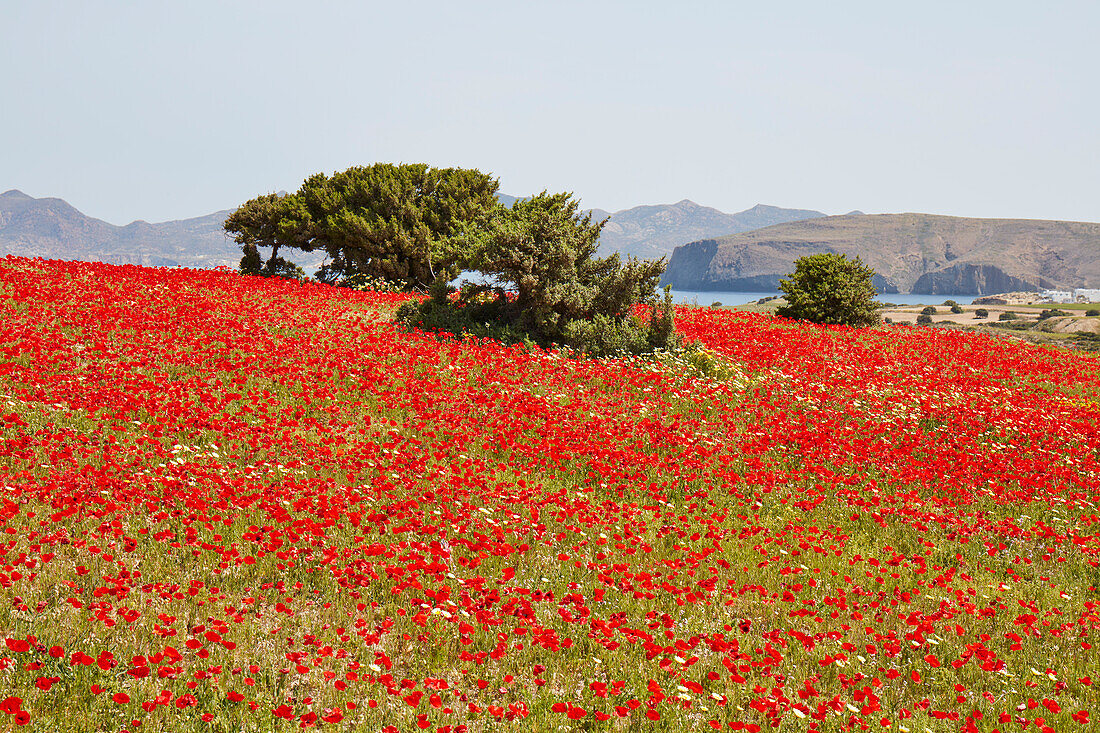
[974,308,989,319]
[399,192,678,356]
[776,253,881,327]
[225,193,315,276]
[226,164,500,289]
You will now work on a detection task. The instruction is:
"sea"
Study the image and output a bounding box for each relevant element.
[669,290,979,307]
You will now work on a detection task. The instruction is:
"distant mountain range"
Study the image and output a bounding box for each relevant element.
[14,190,1095,295]
[663,212,1100,295]
[590,200,825,259]
[0,189,248,269]
[0,189,826,270]
[498,194,826,259]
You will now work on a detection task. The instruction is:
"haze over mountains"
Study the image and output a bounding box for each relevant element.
[663,213,1100,295]
[589,200,825,259]
[0,189,825,271]
[0,189,243,269]
[5,188,1100,295]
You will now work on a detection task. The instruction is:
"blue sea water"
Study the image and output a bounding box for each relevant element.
[669,290,979,306]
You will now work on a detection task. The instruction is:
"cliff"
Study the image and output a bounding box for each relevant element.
[663,213,1100,294]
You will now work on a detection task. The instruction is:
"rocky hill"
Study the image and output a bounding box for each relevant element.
[593,200,825,259]
[0,189,253,269]
[663,212,1100,294]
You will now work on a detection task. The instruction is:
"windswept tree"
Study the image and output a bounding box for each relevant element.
[225,193,314,277]
[226,164,501,288]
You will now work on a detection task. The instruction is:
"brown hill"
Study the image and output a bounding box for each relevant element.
[662,212,1100,294]
[0,189,323,271]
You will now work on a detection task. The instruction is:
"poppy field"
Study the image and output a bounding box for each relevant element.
[3,257,1100,733]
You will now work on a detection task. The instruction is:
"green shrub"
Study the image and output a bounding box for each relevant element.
[999,311,1018,321]
[916,314,933,325]
[397,192,680,357]
[776,253,881,327]
[921,306,937,315]
[974,308,989,318]
[1038,309,1069,320]
[950,304,963,314]
[943,300,958,307]
[1087,309,1100,317]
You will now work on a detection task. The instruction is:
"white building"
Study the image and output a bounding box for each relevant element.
[1074,289,1100,303]
[1042,290,1073,303]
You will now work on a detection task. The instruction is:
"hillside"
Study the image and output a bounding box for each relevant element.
[594,200,824,259]
[0,189,234,267]
[663,212,1100,294]
[3,256,1100,730]
[0,189,324,271]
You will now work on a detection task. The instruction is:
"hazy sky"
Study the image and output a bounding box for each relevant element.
[4,1,1098,225]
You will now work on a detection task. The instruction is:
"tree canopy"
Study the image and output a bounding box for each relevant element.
[225,163,500,288]
[776,253,881,327]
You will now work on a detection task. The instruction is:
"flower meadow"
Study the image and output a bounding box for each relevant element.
[2,258,1100,733]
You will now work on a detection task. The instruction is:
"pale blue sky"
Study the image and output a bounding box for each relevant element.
[3,1,1098,224]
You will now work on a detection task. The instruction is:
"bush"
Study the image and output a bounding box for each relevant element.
[916,314,933,325]
[921,306,937,315]
[776,253,880,327]
[711,301,723,308]
[999,311,1018,321]
[943,300,958,307]
[974,308,989,318]
[397,192,680,357]
[950,304,963,314]
[1039,309,1069,320]
[1087,309,1100,317]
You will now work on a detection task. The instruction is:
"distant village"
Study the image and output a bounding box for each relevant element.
[972,288,1100,306]
[1041,288,1100,303]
